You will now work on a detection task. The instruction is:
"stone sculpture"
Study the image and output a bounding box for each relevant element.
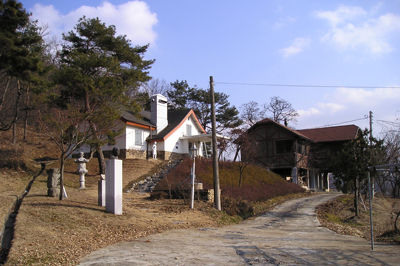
[152,141,157,159]
[75,152,89,189]
[111,147,120,159]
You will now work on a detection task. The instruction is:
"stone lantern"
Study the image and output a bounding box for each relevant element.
[75,152,89,189]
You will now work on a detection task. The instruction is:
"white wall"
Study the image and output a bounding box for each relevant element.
[124,124,151,151]
[164,114,204,154]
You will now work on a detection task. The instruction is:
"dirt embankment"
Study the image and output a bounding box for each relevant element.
[317,194,400,244]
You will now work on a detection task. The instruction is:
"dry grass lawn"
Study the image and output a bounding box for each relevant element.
[0,129,234,265]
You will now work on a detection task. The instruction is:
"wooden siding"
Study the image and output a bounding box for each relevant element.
[249,123,309,170]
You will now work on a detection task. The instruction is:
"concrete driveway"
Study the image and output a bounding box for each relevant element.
[79,193,400,265]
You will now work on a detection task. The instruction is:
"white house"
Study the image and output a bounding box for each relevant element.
[76,94,224,160]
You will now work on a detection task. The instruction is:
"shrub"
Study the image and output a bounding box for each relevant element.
[156,158,305,203]
[221,196,254,219]
[0,148,28,171]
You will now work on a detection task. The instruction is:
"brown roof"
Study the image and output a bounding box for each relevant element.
[254,118,312,141]
[297,125,360,143]
[121,110,153,127]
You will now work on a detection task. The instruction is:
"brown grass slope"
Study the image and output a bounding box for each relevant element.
[317,194,400,245]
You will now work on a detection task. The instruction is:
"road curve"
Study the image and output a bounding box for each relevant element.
[79,193,400,265]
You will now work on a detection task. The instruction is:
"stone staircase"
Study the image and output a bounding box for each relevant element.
[125,159,182,193]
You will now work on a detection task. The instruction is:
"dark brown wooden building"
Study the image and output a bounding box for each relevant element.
[246,118,360,191]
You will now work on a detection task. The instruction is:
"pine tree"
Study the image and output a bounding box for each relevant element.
[54,17,154,174]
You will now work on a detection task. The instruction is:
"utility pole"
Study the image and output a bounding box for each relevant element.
[210,76,221,211]
[369,111,375,197]
[369,111,373,144]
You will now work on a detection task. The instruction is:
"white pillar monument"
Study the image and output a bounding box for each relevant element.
[105,148,123,215]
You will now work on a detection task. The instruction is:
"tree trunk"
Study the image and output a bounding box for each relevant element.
[23,86,30,141]
[354,176,359,216]
[0,76,10,111]
[12,117,17,145]
[12,80,21,144]
[59,155,65,200]
[233,145,241,162]
[96,146,106,175]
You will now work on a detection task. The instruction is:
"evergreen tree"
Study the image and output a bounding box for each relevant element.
[331,129,384,216]
[0,0,49,141]
[54,17,154,174]
[168,80,242,133]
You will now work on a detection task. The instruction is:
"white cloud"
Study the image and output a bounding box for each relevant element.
[30,1,158,46]
[315,5,400,54]
[298,107,320,117]
[280,37,310,58]
[297,86,400,131]
[298,102,344,119]
[315,5,367,27]
[272,16,296,31]
[317,102,346,113]
[328,87,400,105]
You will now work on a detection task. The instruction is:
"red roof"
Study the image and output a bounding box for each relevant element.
[297,125,360,142]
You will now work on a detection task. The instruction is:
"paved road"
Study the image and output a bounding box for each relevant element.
[79,193,400,265]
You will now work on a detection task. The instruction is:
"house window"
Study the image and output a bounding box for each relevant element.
[186,124,192,136]
[276,140,293,154]
[297,143,305,155]
[135,130,143,145]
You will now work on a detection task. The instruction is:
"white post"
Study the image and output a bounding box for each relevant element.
[190,159,196,209]
[106,159,123,215]
[326,173,330,192]
[98,175,106,206]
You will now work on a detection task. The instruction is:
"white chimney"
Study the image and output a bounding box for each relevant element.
[150,94,168,134]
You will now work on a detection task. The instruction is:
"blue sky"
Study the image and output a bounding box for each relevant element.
[21,0,400,137]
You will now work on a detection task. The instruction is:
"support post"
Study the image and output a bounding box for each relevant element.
[367,171,374,250]
[369,111,375,197]
[210,76,221,211]
[190,160,195,209]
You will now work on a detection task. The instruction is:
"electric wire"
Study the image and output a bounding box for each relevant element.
[213,79,400,134]
[321,117,368,127]
[215,81,400,89]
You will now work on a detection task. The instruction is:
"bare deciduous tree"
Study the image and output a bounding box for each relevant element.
[142,78,172,96]
[377,132,400,197]
[240,101,265,126]
[230,128,258,187]
[264,96,299,125]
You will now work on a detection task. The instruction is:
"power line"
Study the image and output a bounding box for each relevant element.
[377,120,400,126]
[215,81,400,89]
[323,117,368,127]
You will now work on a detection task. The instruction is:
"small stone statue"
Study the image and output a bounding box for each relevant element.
[75,152,89,189]
[152,141,157,159]
[111,147,120,159]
